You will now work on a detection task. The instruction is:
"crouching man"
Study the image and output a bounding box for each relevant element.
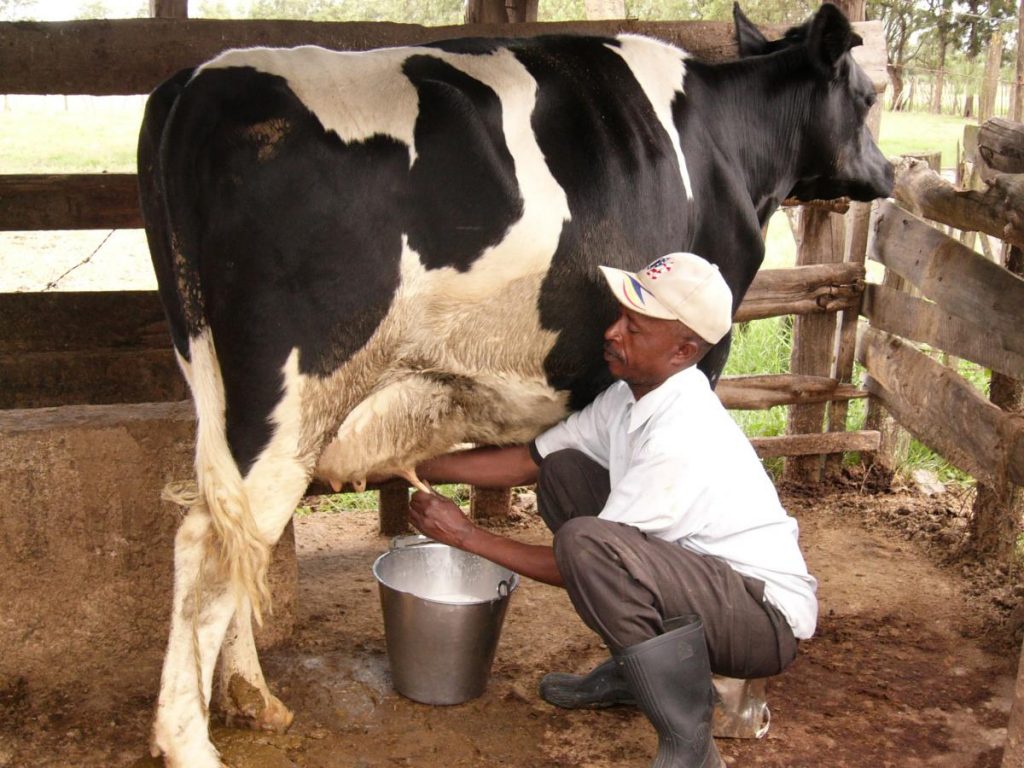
[408,252,818,768]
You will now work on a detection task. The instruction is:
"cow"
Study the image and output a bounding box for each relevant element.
[137,4,892,765]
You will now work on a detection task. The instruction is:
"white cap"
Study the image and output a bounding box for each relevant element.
[598,252,733,344]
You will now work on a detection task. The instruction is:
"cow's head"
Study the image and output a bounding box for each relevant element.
[734,2,894,202]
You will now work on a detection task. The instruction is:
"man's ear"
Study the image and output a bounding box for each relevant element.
[673,338,701,366]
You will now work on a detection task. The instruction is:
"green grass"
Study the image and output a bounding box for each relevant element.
[877,110,971,172]
[296,484,471,516]
[0,97,145,174]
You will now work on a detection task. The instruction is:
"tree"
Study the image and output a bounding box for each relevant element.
[869,0,928,110]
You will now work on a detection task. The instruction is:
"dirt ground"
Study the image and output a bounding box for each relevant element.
[2,475,1021,768]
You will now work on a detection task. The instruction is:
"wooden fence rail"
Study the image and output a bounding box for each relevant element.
[1,18,886,97]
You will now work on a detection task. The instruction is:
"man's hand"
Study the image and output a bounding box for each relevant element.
[408,490,476,549]
[408,489,564,588]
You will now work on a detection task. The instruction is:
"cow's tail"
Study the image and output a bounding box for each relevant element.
[176,329,273,625]
[139,68,272,623]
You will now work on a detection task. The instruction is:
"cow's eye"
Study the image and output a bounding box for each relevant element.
[865,92,877,109]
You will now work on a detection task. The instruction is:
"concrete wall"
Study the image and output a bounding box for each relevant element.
[0,401,296,711]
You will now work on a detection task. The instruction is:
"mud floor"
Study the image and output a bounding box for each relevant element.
[2,478,1020,768]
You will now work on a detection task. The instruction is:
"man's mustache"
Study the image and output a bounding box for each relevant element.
[603,341,624,362]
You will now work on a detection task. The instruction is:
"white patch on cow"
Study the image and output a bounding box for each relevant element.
[608,35,693,199]
[202,45,421,164]
[435,49,572,283]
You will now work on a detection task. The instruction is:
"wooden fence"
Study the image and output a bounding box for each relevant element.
[0,14,889,530]
[858,199,1024,489]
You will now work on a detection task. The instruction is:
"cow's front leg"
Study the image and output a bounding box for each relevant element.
[152,508,237,768]
[217,597,294,733]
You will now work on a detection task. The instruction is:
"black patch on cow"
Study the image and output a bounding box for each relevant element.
[401,55,523,271]
[512,36,691,408]
[158,66,409,473]
[138,66,196,361]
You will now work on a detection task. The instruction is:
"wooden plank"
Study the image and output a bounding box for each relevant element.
[736,263,865,322]
[716,374,866,411]
[0,18,886,97]
[870,200,1024,344]
[0,349,186,409]
[0,19,736,97]
[863,283,1024,378]
[0,291,168,354]
[0,174,141,231]
[857,326,1024,488]
[750,430,879,459]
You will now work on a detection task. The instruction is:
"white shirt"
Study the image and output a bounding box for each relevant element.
[534,366,818,639]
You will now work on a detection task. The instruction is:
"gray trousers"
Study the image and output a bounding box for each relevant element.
[537,448,798,679]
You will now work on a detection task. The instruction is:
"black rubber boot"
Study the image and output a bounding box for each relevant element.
[539,657,636,709]
[615,615,724,768]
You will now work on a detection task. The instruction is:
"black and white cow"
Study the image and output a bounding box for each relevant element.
[138,5,892,765]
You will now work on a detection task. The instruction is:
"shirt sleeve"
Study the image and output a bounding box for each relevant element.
[533,388,614,468]
[597,441,708,538]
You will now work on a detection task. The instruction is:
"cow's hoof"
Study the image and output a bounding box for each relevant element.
[222,674,295,733]
[149,729,223,768]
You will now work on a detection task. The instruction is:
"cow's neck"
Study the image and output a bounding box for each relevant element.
[685,56,817,228]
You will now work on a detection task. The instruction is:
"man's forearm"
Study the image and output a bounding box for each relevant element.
[417,444,539,488]
[458,526,563,587]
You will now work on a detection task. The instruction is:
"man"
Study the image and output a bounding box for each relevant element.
[408,252,818,768]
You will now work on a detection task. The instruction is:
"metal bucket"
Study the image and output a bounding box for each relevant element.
[372,535,519,705]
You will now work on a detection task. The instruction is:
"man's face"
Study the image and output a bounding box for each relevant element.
[603,306,690,392]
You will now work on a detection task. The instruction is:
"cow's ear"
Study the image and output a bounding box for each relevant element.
[807,3,856,74]
[733,3,769,58]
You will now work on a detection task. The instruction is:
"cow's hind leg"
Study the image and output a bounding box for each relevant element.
[153,463,307,765]
[154,355,313,763]
[213,434,312,734]
[217,596,295,732]
[152,504,239,768]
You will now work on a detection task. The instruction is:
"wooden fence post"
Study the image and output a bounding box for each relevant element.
[970,121,1024,563]
[825,73,881,480]
[783,207,844,484]
[464,0,538,23]
[149,0,188,18]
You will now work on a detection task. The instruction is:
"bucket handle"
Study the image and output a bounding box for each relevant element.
[497,579,512,599]
[389,533,434,550]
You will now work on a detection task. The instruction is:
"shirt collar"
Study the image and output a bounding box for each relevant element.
[626,366,708,433]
